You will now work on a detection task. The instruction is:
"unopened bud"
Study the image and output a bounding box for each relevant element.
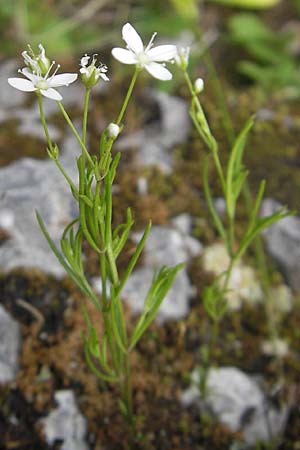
[174,47,190,70]
[194,77,204,94]
[107,123,120,139]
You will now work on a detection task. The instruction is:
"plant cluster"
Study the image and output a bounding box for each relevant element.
[8,22,292,434]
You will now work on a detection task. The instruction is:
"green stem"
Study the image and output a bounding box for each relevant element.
[116,68,140,126]
[37,94,53,150]
[82,88,91,147]
[57,101,94,166]
[184,71,226,193]
[122,351,134,424]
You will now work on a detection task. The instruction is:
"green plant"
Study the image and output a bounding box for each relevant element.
[8,33,182,428]
[227,13,300,96]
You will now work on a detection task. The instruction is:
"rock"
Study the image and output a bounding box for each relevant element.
[181,367,288,446]
[122,223,202,322]
[261,338,289,357]
[41,390,89,450]
[202,242,263,311]
[0,304,21,383]
[117,89,189,173]
[0,132,78,276]
[261,198,300,290]
[0,60,27,110]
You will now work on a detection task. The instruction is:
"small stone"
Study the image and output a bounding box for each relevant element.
[122,222,201,322]
[261,199,300,290]
[261,338,289,357]
[117,89,189,174]
[202,243,263,310]
[41,390,89,450]
[181,367,288,445]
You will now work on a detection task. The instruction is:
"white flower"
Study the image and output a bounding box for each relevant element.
[112,22,177,81]
[8,45,77,101]
[80,54,109,88]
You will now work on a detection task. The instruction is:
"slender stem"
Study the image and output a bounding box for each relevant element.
[57,101,94,166]
[82,88,91,147]
[116,68,140,126]
[184,70,226,193]
[123,351,133,423]
[54,159,78,195]
[37,94,53,150]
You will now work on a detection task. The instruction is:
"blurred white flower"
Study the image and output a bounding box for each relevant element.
[8,45,77,101]
[112,23,177,80]
[261,338,289,357]
[174,46,190,70]
[80,54,109,88]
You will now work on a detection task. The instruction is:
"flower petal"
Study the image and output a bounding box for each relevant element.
[144,62,173,80]
[122,23,143,54]
[147,45,177,62]
[100,73,109,81]
[21,68,38,82]
[40,88,62,101]
[8,77,36,92]
[111,48,137,64]
[49,73,78,88]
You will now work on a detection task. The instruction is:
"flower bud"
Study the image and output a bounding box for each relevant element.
[194,77,204,94]
[106,123,120,139]
[22,44,51,76]
[37,44,51,76]
[175,47,190,70]
[80,54,109,89]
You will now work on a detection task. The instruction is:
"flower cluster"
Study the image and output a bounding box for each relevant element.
[8,44,77,101]
[8,23,203,99]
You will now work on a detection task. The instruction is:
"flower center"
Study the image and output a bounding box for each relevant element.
[36,80,49,90]
[137,51,150,66]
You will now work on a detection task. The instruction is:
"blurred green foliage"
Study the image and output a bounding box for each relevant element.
[227,13,300,97]
[207,0,280,8]
[0,0,199,57]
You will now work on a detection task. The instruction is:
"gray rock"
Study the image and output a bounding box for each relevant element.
[0,304,21,383]
[122,224,202,322]
[181,367,287,446]
[261,198,300,289]
[117,89,189,173]
[0,132,79,276]
[0,60,27,109]
[42,390,89,450]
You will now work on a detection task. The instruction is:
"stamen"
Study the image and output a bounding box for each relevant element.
[51,63,61,78]
[45,61,56,79]
[146,32,157,51]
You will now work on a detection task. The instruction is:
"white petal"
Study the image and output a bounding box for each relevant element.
[8,77,36,92]
[40,88,62,101]
[21,68,38,82]
[49,73,78,87]
[144,62,172,80]
[100,73,109,81]
[147,45,177,62]
[122,23,143,54]
[111,48,137,64]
